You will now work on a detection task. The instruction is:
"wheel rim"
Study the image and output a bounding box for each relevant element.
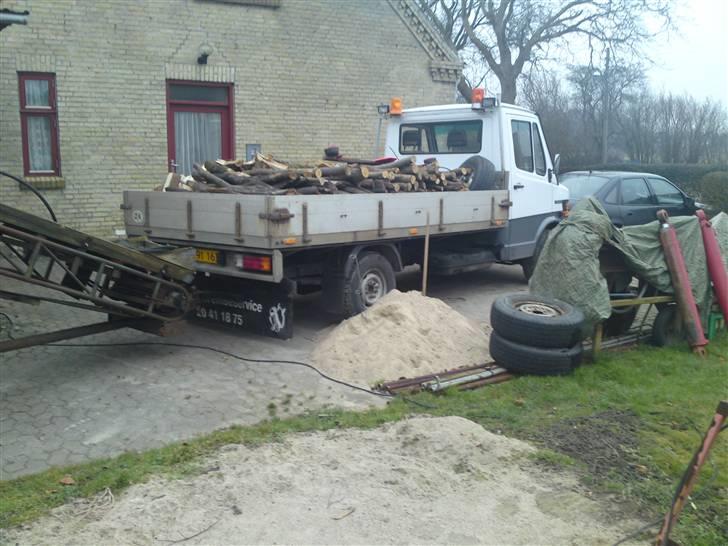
[360,269,386,306]
[515,301,563,317]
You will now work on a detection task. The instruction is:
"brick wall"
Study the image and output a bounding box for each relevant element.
[0,0,456,236]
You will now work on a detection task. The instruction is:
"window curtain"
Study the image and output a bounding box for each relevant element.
[24,79,50,107]
[27,116,52,171]
[174,111,222,174]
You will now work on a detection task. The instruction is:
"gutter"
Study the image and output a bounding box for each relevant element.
[0,9,29,30]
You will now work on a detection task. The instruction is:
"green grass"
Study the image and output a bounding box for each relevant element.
[1,334,726,544]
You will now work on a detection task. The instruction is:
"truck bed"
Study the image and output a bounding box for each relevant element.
[123,190,510,249]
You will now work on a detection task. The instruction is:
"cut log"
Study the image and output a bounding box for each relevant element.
[375,156,416,171]
[218,171,255,186]
[346,166,371,183]
[260,171,296,184]
[297,176,325,186]
[391,174,416,185]
[373,179,387,193]
[367,170,396,180]
[382,180,396,192]
[255,153,290,171]
[244,168,285,176]
[314,165,352,178]
[339,185,370,194]
[296,186,320,195]
[204,160,233,175]
[193,164,232,189]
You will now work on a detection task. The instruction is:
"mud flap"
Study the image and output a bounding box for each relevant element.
[192,277,294,339]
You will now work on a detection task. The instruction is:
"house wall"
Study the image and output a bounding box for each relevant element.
[0,0,456,235]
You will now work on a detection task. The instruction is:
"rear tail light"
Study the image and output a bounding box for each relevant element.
[235,254,272,273]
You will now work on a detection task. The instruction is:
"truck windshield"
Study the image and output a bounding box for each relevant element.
[399,120,482,154]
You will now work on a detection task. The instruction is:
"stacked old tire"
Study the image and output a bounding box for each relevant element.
[489,294,585,375]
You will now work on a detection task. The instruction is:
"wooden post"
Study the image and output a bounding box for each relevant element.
[592,323,603,361]
[422,211,431,296]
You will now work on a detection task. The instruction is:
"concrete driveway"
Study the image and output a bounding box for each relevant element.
[0,264,526,479]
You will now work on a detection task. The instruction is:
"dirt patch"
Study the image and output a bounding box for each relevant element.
[540,409,642,478]
[3,417,646,545]
[313,290,491,386]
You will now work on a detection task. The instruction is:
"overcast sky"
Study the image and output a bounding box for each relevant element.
[647,0,727,102]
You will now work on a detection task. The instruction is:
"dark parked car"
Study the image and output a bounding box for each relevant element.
[559,171,700,226]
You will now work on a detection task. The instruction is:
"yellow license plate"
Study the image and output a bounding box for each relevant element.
[195,249,220,264]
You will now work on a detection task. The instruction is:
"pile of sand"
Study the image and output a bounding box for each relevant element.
[4,417,642,545]
[312,290,491,386]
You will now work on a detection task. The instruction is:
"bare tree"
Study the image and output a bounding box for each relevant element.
[620,86,658,163]
[419,0,671,103]
[568,52,645,162]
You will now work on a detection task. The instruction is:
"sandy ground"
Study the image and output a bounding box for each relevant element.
[313,290,492,386]
[4,416,645,546]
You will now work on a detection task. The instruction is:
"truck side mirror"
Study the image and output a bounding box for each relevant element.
[553,154,561,175]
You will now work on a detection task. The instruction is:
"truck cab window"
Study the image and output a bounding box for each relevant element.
[532,123,546,176]
[511,120,533,172]
[399,120,481,154]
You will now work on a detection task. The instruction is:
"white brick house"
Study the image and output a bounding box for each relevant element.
[0,0,461,235]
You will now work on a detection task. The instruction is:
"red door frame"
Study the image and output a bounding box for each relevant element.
[165,80,234,172]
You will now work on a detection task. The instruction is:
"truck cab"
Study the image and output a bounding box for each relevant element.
[384,95,568,267]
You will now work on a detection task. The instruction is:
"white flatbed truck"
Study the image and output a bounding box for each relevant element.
[123,96,569,337]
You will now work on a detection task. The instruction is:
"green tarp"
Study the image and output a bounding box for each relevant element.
[530,198,728,331]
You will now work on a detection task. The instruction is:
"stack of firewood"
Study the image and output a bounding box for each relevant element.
[159,152,473,195]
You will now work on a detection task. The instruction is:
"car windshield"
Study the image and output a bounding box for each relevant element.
[560,174,610,200]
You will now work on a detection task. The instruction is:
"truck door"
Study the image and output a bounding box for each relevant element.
[507,118,555,222]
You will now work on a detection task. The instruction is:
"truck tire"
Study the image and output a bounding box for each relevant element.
[489,331,582,375]
[651,305,684,347]
[490,293,585,348]
[459,156,497,191]
[342,251,396,317]
[603,306,638,337]
[520,227,549,281]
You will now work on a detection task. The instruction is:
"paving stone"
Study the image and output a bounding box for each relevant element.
[1,266,526,478]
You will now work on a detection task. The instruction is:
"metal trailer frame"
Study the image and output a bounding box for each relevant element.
[0,204,195,353]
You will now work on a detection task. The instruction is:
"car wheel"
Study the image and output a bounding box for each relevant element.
[491,293,585,348]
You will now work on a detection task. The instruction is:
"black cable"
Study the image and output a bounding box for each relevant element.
[0,170,57,222]
[0,312,15,340]
[45,340,394,400]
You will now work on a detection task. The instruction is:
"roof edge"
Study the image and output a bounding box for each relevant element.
[387,0,463,83]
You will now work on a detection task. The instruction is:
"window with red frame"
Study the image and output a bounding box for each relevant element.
[19,73,61,176]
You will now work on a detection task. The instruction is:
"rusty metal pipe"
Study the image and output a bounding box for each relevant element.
[696,210,728,322]
[655,401,728,545]
[656,210,708,354]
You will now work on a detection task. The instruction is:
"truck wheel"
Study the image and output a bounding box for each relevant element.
[459,156,497,191]
[520,228,550,281]
[651,305,684,347]
[343,252,396,316]
[491,293,585,348]
[603,306,638,337]
[489,331,582,375]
